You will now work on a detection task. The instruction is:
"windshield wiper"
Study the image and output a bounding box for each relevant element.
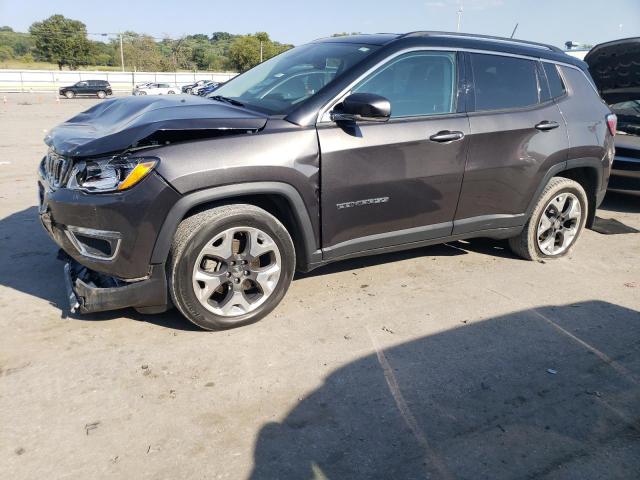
[210,95,244,107]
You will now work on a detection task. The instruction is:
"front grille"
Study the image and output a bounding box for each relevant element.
[42,150,71,189]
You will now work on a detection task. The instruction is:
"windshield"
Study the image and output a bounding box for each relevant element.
[210,42,380,114]
[610,100,640,136]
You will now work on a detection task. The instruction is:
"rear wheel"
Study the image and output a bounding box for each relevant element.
[168,204,295,330]
[168,90,176,94]
[509,177,587,261]
[96,90,106,99]
[64,91,75,99]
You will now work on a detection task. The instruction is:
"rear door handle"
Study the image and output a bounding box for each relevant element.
[535,121,560,131]
[429,130,465,142]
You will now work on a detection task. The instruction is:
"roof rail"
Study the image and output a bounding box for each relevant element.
[402,31,564,53]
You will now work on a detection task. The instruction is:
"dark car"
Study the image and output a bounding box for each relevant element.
[585,38,640,194]
[181,80,208,94]
[59,80,112,99]
[198,82,221,96]
[38,32,614,330]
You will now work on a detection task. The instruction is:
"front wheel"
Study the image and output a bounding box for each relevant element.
[509,177,588,261]
[168,204,295,330]
[168,90,176,94]
[64,91,75,99]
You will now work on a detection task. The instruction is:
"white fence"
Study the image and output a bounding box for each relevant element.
[0,69,238,93]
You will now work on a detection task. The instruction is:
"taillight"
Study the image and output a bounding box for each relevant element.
[606,113,617,136]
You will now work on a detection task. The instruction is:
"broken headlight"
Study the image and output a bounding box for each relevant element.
[67,156,158,193]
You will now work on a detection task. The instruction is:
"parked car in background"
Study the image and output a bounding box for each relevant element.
[585,37,640,194]
[197,82,221,96]
[39,32,614,330]
[133,83,180,95]
[182,80,208,94]
[59,80,112,99]
[191,80,218,95]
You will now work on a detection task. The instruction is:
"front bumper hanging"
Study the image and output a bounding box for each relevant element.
[62,253,169,314]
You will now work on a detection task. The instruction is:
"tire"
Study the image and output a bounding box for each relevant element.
[96,90,106,99]
[64,91,75,99]
[168,204,296,330]
[509,177,588,261]
[185,88,192,94]
[139,91,147,95]
[168,90,175,94]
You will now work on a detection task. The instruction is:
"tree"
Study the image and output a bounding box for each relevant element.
[227,35,262,72]
[29,15,91,69]
[227,33,293,72]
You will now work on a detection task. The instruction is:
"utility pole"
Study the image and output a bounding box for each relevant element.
[119,33,125,72]
[456,5,464,32]
[260,41,263,63]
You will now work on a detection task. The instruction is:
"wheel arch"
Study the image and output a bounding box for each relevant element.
[527,159,603,228]
[150,182,321,271]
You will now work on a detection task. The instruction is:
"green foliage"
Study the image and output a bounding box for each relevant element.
[0,45,13,61]
[29,15,91,69]
[227,33,292,72]
[4,15,294,72]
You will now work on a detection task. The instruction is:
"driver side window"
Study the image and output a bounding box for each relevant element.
[353,51,457,118]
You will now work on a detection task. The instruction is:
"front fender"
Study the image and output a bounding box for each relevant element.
[150,182,322,269]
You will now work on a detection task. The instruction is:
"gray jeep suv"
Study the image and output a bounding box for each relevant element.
[38,32,615,330]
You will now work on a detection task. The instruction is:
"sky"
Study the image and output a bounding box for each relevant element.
[1,0,639,49]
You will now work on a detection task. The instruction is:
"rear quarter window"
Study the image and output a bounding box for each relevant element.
[471,53,539,111]
[542,63,566,99]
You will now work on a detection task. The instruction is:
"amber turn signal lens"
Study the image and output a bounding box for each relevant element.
[117,160,157,191]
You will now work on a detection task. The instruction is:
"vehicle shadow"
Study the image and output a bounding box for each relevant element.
[249,301,640,480]
[1,206,525,330]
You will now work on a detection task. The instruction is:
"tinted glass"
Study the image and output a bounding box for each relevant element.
[543,62,566,99]
[211,42,380,114]
[353,51,457,117]
[471,53,539,110]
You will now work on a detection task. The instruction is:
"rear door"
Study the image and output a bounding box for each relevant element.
[318,50,470,258]
[453,52,569,234]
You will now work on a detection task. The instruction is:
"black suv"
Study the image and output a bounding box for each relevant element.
[39,32,615,330]
[59,80,112,99]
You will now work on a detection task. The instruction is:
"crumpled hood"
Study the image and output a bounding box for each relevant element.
[584,37,640,104]
[45,94,268,157]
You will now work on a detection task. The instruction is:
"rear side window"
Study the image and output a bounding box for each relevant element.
[542,63,566,99]
[353,51,457,117]
[471,53,539,111]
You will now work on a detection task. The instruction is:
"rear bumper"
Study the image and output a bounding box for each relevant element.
[608,156,640,193]
[64,255,169,314]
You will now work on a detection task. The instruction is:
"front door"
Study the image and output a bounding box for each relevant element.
[318,50,469,259]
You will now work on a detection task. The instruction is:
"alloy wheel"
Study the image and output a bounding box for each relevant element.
[192,226,282,317]
[536,192,582,256]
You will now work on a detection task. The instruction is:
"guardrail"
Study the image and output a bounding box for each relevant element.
[0,69,238,93]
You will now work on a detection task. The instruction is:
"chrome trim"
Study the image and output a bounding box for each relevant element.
[317,46,588,124]
[42,149,71,189]
[64,226,122,261]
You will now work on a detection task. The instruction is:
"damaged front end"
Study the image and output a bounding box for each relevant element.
[62,251,169,315]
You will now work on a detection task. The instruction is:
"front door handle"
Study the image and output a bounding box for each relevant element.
[535,120,560,131]
[429,130,465,142]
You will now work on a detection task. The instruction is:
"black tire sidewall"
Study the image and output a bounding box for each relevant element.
[532,182,588,259]
[173,211,295,330]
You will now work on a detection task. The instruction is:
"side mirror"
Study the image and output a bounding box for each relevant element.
[331,93,391,123]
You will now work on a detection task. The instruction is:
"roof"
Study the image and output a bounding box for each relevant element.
[314,31,586,69]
